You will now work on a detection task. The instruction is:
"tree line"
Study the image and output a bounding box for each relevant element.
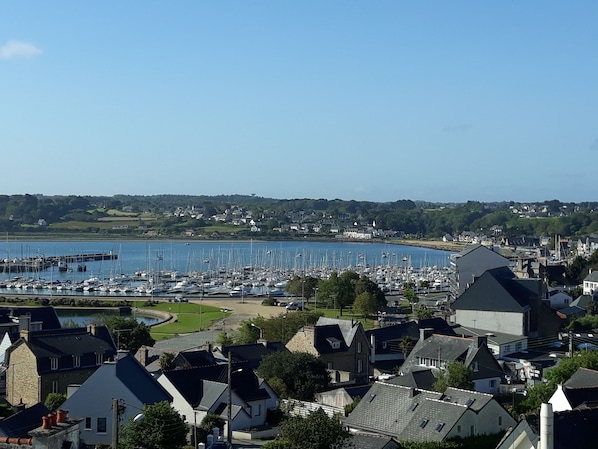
[1,194,597,239]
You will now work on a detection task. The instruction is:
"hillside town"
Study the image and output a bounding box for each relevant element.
[0,237,597,449]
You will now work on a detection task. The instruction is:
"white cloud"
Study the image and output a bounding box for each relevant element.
[0,40,42,59]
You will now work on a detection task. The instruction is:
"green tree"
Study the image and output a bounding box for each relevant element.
[352,292,378,318]
[278,411,351,449]
[102,316,155,354]
[159,352,176,371]
[415,307,434,320]
[44,393,66,411]
[197,413,225,445]
[216,331,234,346]
[433,361,474,392]
[119,401,187,449]
[257,351,330,401]
[285,275,319,299]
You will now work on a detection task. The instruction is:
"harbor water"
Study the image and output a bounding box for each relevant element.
[0,240,455,297]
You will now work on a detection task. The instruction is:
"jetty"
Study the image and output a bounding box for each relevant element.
[0,252,117,273]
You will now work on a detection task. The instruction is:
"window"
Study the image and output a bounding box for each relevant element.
[498,416,502,426]
[97,417,107,433]
[96,353,104,365]
[52,380,58,394]
[435,423,445,432]
[73,355,81,368]
[419,419,429,428]
[473,361,479,372]
[253,404,261,416]
[357,342,362,353]
[515,342,523,351]
[357,359,363,373]
[382,341,387,350]
[85,417,92,430]
[408,402,418,412]
[51,357,58,370]
[457,425,461,433]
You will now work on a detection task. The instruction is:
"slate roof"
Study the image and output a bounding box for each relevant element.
[344,382,493,443]
[0,307,61,330]
[106,351,172,404]
[316,317,360,347]
[559,368,598,409]
[451,267,538,312]
[584,271,598,283]
[16,325,116,374]
[161,362,271,409]
[222,341,288,369]
[0,402,50,438]
[388,368,436,391]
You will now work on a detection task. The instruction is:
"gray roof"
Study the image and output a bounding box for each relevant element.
[316,317,360,347]
[344,382,493,442]
[451,267,538,313]
[584,271,598,283]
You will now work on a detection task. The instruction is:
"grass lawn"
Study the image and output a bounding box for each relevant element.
[132,300,231,340]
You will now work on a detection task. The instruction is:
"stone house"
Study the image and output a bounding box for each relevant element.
[5,324,117,407]
[285,317,371,385]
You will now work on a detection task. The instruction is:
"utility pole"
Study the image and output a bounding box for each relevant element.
[227,352,234,445]
[112,398,119,449]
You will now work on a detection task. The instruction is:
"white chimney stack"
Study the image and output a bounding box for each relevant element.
[540,403,554,449]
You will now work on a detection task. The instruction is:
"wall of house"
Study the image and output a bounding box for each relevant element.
[548,385,572,412]
[40,369,98,407]
[7,344,39,406]
[455,310,525,336]
[285,328,318,355]
[446,403,514,440]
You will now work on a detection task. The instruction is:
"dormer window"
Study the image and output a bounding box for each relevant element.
[73,355,81,368]
[96,352,104,365]
[326,337,341,350]
[50,357,58,370]
[357,342,362,353]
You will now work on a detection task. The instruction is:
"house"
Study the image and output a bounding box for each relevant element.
[60,351,172,448]
[496,402,598,449]
[544,289,573,310]
[366,318,456,375]
[5,324,117,408]
[344,433,401,449]
[449,244,510,301]
[452,324,529,359]
[450,266,562,339]
[285,317,371,385]
[157,362,277,441]
[548,367,598,412]
[582,269,598,296]
[399,330,505,394]
[344,382,515,443]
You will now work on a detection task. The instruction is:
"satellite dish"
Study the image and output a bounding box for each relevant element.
[133,413,145,422]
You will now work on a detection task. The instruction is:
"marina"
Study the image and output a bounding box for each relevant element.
[0,240,455,298]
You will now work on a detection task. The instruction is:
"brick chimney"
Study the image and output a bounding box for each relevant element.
[137,346,149,366]
[87,323,97,336]
[19,329,29,342]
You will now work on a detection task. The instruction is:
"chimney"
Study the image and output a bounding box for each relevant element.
[42,415,51,430]
[87,323,97,336]
[137,346,148,366]
[19,329,29,342]
[56,409,67,423]
[18,314,31,332]
[474,336,487,348]
[540,403,554,449]
[419,328,433,341]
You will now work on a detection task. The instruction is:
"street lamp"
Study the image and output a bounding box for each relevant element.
[314,287,318,313]
[251,323,263,340]
[227,352,244,445]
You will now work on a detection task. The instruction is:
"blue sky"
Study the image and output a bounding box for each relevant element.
[1,1,597,203]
